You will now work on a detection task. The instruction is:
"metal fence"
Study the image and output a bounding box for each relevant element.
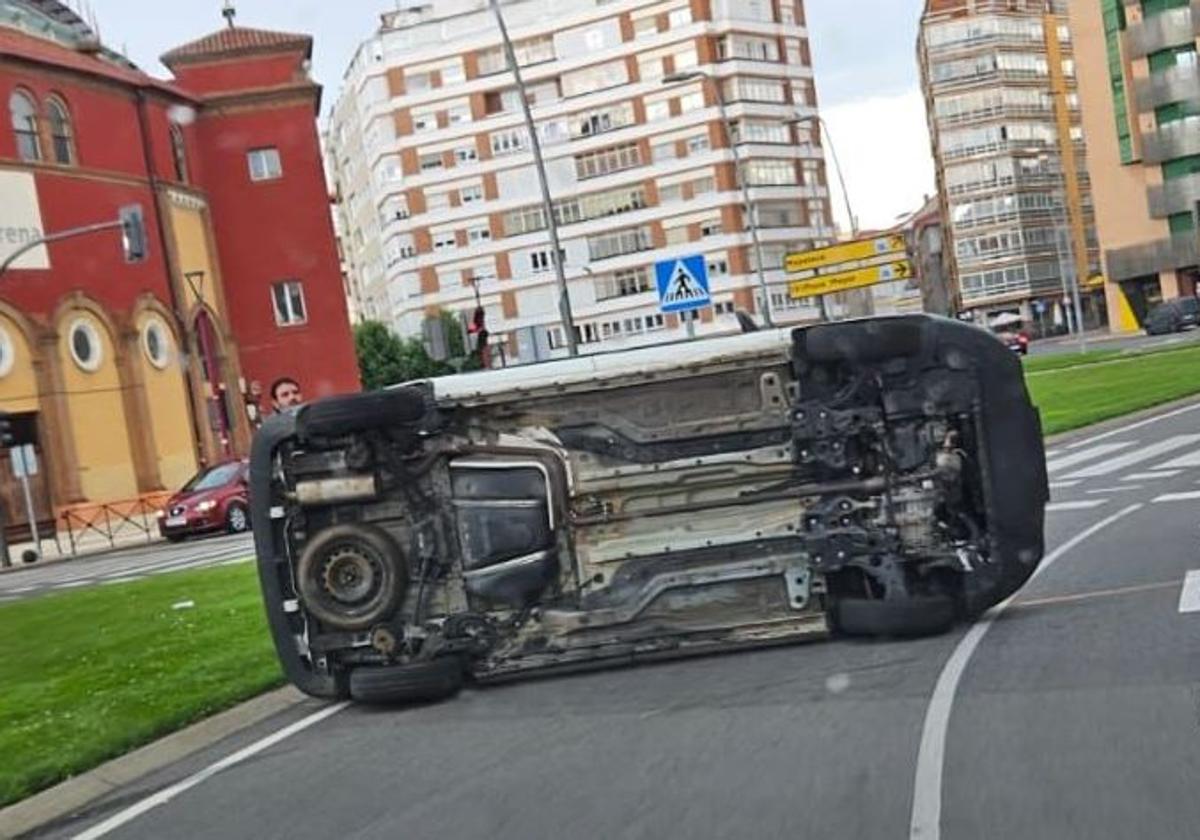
[59,494,172,556]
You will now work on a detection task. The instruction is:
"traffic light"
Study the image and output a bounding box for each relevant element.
[0,413,13,449]
[467,305,489,367]
[119,204,147,263]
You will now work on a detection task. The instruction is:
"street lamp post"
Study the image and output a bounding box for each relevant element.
[663,70,773,328]
[488,0,578,356]
[1015,147,1085,352]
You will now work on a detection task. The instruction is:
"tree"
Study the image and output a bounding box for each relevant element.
[353,320,448,390]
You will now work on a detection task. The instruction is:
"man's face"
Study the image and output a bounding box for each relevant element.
[273,381,303,409]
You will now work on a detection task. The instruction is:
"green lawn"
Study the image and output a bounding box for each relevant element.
[1026,344,1200,435]
[0,561,281,808]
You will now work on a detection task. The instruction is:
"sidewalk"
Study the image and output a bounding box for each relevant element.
[0,529,164,574]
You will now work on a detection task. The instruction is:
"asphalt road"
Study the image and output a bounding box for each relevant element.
[1026,324,1200,356]
[27,402,1200,840]
[0,533,254,602]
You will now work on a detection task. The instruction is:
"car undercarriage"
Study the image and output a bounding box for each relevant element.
[251,315,1048,703]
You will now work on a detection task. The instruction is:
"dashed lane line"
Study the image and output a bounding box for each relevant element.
[1123,471,1182,481]
[1179,571,1200,614]
[1046,500,1108,511]
[1152,491,1200,504]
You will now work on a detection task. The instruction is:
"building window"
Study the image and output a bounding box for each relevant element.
[0,325,14,379]
[668,7,693,27]
[419,153,445,171]
[67,318,102,372]
[10,89,40,162]
[594,266,652,300]
[700,218,723,237]
[460,184,484,203]
[530,248,564,272]
[142,318,171,369]
[44,95,73,165]
[455,146,478,164]
[747,160,797,185]
[467,224,491,243]
[491,128,528,156]
[686,134,711,154]
[271,281,307,326]
[433,231,457,250]
[247,147,283,181]
[169,124,188,183]
[588,226,651,260]
[574,142,641,179]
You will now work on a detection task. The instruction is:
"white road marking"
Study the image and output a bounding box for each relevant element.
[1179,571,1200,614]
[1046,442,1137,474]
[1086,486,1141,494]
[1046,500,1108,511]
[5,585,37,594]
[217,556,253,566]
[1063,434,1200,479]
[908,504,1142,840]
[53,580,91,589]
[1123,471,1182,481]
[1064,401,1200,449]
[1048,480,1081,489]
[1044,449,1062,458]
[71,701,350,840]
[100,576,145,585]
[1152,491,1200,504]
[1153,449,1200,470]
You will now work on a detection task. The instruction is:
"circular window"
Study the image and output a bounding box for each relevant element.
[68,318,102,372]
[0,326,13,379]
[142,319,171,369]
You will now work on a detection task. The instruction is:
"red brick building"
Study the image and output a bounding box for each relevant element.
[0,1,358,523]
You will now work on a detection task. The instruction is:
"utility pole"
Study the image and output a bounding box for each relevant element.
[664,71,772,327]
[488,0,578,356]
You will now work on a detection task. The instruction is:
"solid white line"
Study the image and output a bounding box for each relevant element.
[1048,480,1081,489]
[1123,471,1182,481]
[1179,571,1200,614]
[53,580,91,589]
[1046,500,1107,511]
[1046,442,1136,474]
[4,585,37,594]
[72,701,350,840]
[908,503,1142,840]
[1154,449,1200,469]
[1152,491,1200,504]
[1063,434,1200,479]
[100,576,145,586]
[1064,401,1200,449]
[1086,486,1141,494]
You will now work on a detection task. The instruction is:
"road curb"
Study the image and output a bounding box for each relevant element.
[0,685,307,840]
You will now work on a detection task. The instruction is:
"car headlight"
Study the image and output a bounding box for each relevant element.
[155,509,166,519]
[196,500,217,513]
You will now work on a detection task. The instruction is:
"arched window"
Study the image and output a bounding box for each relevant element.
[9,89,40,162]
[45,95,73,165]
[170,123,188,183]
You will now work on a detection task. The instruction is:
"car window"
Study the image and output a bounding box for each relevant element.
[181,462,242,492]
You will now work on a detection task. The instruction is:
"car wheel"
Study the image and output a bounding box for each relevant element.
[225,502,250,534]
[297,387,427,439]
[348,657,465,705]
[829,595,959,638]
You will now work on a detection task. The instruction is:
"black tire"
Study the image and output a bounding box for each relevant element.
[349,657,464,705]
[225,502,250,534]
[298,387,427,439]
[829,595,959,639]
[295,523,407,631]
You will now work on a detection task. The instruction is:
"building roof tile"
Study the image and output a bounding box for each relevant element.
[160,26,312,66]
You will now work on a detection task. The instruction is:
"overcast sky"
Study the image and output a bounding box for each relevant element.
[90,0,934,231]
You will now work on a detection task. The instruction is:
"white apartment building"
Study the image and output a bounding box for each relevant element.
[328,0,836,361]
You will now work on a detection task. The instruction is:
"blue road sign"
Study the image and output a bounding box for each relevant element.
[655,254,710,313]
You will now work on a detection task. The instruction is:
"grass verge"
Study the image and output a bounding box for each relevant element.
[0,560,280,808]
[1026,343,1200,435]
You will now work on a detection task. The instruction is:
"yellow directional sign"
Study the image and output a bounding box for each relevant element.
[785,234,907,274]
[789,260,914,299]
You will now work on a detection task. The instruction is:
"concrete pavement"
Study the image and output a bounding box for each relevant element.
[1026,323,1200,356]
[17,401,1200,840]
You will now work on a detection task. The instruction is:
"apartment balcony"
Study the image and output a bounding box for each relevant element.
[1141,119,1200,164]
[1147,171,1200,217]
[1106,235,1200,282]
[1134,64,1200,111]
[1125,2,1199,59]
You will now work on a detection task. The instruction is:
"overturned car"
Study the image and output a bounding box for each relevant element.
[251,315,1048,704]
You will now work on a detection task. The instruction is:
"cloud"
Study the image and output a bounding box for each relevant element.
[820,88,937,233]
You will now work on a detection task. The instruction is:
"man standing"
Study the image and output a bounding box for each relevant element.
[270,377,303,414]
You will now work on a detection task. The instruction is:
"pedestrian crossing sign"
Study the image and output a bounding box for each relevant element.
[655,254,711,314]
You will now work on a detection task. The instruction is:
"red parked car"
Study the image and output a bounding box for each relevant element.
[158,460,250,542]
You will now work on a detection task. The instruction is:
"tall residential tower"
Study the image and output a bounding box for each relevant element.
[328,0,835,360]
[919,0,1103,330]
